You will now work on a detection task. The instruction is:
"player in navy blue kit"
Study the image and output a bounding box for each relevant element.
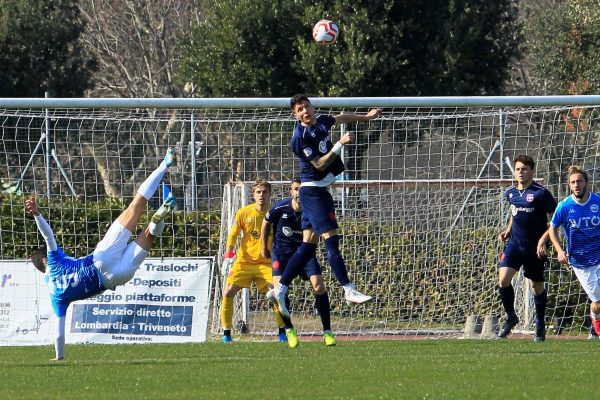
[549,166,600,337]
[261,178,336,347]
[497,155,557,342]
[270,94,381,317]
[26,149,176,360]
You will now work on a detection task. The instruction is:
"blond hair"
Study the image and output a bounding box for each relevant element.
[251,179,271,194]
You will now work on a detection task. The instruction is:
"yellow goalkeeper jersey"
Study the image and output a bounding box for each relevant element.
[226,203,272,265]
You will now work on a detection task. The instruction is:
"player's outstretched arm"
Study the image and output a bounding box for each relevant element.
[25,197,58,251]
[333,108,382,124]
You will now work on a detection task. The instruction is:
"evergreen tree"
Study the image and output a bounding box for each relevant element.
[0,0,96,97]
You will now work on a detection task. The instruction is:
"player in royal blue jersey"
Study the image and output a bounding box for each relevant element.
[497,155,557,341]
[261,178,336,348]
[269,94,381,317]
[25,149,176,360]
[549,166,600,337]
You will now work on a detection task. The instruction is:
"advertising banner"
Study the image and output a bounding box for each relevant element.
[0,258,212,346]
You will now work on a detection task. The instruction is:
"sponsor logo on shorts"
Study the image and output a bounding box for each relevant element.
[251,230,260,239]
[273,260,280,270]
[500,252,506,261]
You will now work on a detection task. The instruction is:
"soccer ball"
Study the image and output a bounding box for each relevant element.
[312,20,339,45]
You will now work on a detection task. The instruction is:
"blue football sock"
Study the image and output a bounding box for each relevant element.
[534,290,547,330]
[324,235,350,286]
[499,285,516,317]
[314,292,331,332]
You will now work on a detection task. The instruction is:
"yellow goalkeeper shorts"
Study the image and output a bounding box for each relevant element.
[226,262,272,291]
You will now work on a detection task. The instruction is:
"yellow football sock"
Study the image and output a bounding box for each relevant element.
[273,304,284,329]
[221,295,234,330]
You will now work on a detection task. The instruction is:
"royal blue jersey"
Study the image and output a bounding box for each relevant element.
[505,182,557,246]
[290,115,345,182]
[265,198,303,258]
[45,248,105,317]
[551,193,600,268]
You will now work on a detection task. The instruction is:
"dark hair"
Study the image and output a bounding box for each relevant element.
[30,245,47,273]
[290,94,310,110]
[568,165,589,182]
[513,154,535,170]
[291,177,301,185]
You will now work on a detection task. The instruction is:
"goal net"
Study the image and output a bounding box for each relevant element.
[1,98,598,343]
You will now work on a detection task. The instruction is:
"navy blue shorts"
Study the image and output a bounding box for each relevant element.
[499,241,546,282]
[272,252,322,281]
[299,186,338,234]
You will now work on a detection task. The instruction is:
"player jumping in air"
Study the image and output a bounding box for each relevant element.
[261,178,336,348]
[270,94,381,316]
[26,149,176,360]
[497,155,557,342]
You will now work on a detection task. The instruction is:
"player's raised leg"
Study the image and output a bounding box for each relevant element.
[116,148,174,232]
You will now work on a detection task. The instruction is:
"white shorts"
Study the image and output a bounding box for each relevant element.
[93,221,148,290]
[572,264,600,302]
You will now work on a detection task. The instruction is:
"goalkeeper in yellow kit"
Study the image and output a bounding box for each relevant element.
[220,179,286,343]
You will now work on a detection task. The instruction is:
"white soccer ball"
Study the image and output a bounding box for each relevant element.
[312,20,339,45]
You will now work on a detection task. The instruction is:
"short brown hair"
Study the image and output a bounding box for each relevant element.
[30,245,47,273]
[251,179,271,194]
[290,94,310,110]
[513,154,535,170]
[568,165,589,182]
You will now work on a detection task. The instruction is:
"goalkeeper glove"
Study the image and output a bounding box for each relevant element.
[221,251,235,275]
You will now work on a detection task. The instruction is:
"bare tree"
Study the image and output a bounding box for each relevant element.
[79,0,203,98]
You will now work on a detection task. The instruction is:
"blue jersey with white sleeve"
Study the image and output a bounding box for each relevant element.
[505,182,557,246]
[45,248,104,317]
[265,198,303,258]
[290,115,345,182]
[551,193,600,268]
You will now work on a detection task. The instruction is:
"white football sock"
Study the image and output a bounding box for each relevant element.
[137,161,168,200]
[148,220,166,236]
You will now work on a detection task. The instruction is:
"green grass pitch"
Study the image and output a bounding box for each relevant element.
[1,339,596,399]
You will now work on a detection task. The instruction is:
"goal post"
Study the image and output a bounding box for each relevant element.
[1,96,600,344]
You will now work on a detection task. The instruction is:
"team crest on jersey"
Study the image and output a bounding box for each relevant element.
[592,204,599,213]
[526,193,534,202]
[303,148,313,157]
[282,227,293,236]
[319,140,328,153]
